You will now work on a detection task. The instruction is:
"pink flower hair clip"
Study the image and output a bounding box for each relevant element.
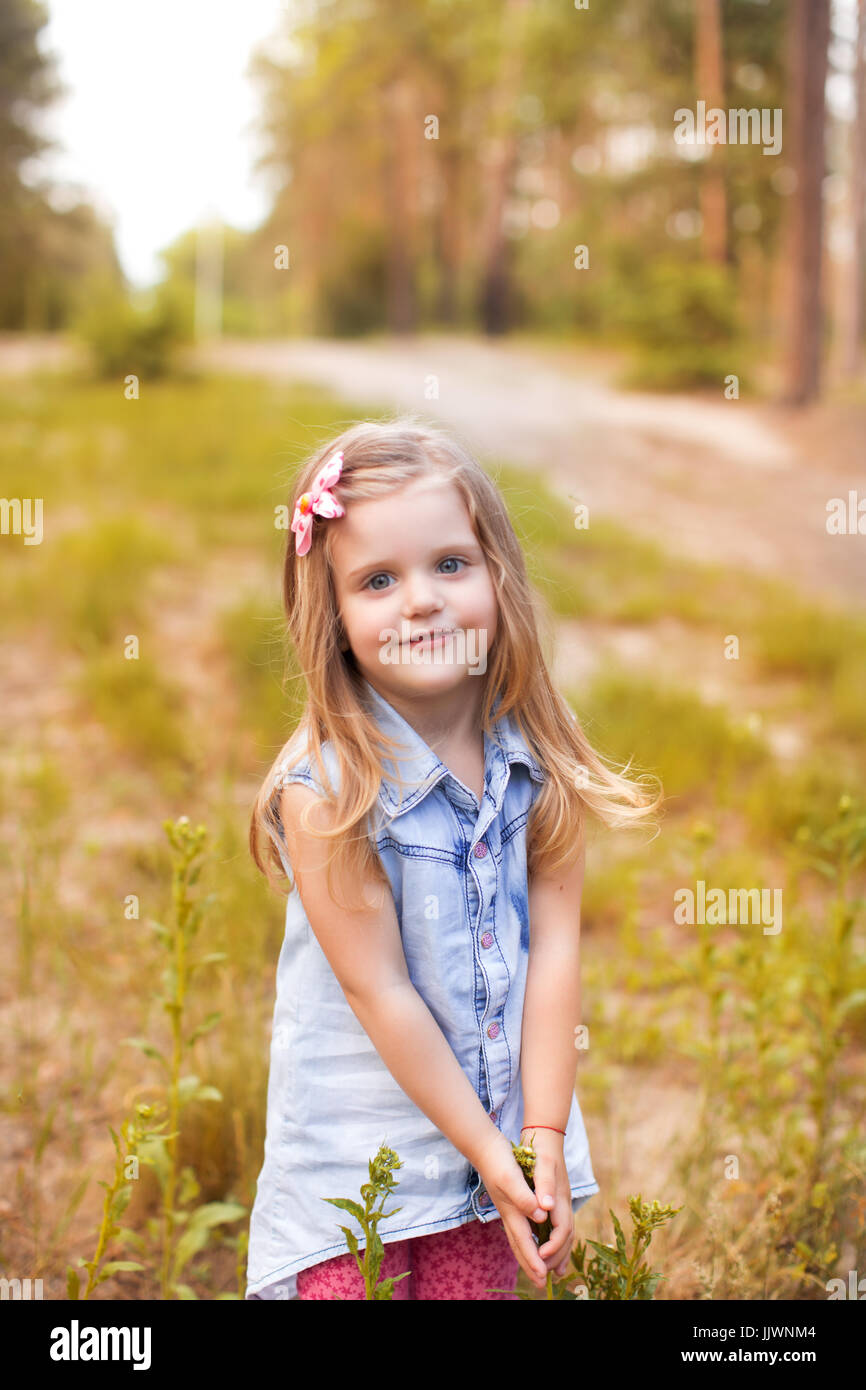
[291,450,346,556]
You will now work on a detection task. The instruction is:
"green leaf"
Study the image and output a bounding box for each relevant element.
[170,1202,247,1280]
[178,1166,201,1207]
[374,1271,410,1299]
[192,1085,222,1104]
[49,1174,91,1249]
[808,859,837,881]
[100,1261,145,1276]
[137,1135,171,1187]
[174,1283,198,1299]
[340,1228,359,1260]
[177,1074,201,1105]
[186,1012,222,1046]
[146,920,172,944]
[109,1185,133,1221]
[116,1226,147,1254]
[321,1197,366,1222]
[586,1240,620,1268]
[121,1037,170,1072]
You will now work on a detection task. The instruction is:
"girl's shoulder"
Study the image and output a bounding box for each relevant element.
[273,718,341,801]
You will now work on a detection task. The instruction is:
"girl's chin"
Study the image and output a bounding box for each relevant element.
[359,661,472,692]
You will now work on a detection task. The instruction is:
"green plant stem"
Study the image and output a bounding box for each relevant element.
[160,836,191,1298]
[83,1146,126,1300]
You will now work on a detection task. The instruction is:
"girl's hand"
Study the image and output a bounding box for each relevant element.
[475,1132,559,1291]
[523,1128,575,1278]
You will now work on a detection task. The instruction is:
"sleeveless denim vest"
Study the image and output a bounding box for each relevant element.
[245,676,599,1299]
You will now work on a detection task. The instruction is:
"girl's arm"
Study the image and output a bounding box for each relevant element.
[279,783,506,1175]
[521,841,586,1135]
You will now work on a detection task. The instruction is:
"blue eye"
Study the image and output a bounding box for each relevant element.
[363,558,465,590]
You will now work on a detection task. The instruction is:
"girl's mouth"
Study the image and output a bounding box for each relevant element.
[409,628,454,646]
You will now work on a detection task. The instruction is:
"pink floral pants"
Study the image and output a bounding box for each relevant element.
[296,1216,519,1300]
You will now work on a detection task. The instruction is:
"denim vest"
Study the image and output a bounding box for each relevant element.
[245,677,599,1299]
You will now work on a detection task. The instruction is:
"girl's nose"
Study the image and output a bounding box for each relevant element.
[401,575,443,615]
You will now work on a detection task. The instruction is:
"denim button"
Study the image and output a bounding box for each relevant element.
[487,1022,500,1039]
[481,931,493,948]
[473,842,488,858]
[489,1109,497,1122]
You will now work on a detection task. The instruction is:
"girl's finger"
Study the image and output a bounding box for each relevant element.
[518,1221,549,1283]
[502,1213,546,1283]
[538,1195,567,1239]
[532,1159,556,1207]
[540,1201,573,1258]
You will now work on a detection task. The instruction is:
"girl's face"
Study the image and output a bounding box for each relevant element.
[329,475,499,703]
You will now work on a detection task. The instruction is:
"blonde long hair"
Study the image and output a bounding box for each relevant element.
[249,415,663,909]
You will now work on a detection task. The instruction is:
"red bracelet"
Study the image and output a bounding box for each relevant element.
[521,1124,566,1135]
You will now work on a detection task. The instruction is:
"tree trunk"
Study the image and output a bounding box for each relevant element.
[382,75,418,334]
[783,0,831,405]
[696,0,728,264]
[478,0,530,335]
[434,143,462,324]
[843,0,866,376]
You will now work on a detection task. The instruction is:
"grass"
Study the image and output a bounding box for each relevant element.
[1,367,864,1299]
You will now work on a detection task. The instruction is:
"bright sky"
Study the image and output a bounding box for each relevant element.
[36,1,293,287]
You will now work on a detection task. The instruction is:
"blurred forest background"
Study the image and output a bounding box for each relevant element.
[2,0,866,1304]
[2,0,865,399]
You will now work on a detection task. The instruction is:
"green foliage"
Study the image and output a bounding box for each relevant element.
[218,596,305,757]
[662,797,866,1295]
[614,259,748,391]
[73,651,189,771]
[575,666,768,804]
[66,1103,167,1299]
[317,219,388,337]
[322,1144,412,1299]
[70,276,192,380]
[565,1197,682,1300]
[120,817,245,1298]
[9,514,177,651]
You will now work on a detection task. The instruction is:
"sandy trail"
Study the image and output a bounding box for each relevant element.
[189,332,866,612]
[3,329,862,608]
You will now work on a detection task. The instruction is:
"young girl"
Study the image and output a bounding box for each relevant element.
[245,417,661,1301]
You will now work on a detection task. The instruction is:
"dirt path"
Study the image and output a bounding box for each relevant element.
[3,329,862,610]
[190,332,866,613]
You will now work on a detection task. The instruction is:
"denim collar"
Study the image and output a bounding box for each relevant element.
[358,675,544,819]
